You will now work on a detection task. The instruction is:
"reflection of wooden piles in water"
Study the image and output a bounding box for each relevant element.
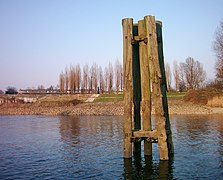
[122,15,174,160]
[124,156,173,179]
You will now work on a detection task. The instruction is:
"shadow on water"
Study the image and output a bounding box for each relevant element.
[123,155,174,179]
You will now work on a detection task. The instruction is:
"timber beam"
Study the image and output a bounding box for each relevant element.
[133,129,158,139]
[131,35,148,45]
[132,130,158,143]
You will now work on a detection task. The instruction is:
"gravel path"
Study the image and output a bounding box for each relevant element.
[85,94,99,103]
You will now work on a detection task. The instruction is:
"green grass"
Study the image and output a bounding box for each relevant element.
[167,92,186,99]
[94,92,185,102]
[94,93,123,102]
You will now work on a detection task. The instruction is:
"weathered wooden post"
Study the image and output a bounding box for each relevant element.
[156,21,174,155]
[122,18,133,158]
[138,20,152,156]
[122,15,174,160]
[145,15,169,160]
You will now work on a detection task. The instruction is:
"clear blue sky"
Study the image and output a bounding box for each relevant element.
[0,0,222,90]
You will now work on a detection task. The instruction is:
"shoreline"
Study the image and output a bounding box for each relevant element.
[1,100,223,116]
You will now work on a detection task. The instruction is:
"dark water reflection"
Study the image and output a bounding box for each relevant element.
[0,115,222,179]
[123,156,174,179]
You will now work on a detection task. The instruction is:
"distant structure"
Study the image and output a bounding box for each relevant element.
[18,88,60,94]
[122,15,174,160]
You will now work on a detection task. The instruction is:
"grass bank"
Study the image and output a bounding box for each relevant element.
[94,93,123,102]
[94,92,186,102]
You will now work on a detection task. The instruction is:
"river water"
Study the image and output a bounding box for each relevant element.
[0,115,222,179]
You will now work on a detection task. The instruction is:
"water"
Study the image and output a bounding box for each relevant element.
[0,115,222,179]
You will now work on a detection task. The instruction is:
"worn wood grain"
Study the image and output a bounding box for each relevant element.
[138,19,152,156]
[133,130,157,139]
[122,18,133,158]
[144,15,169,160]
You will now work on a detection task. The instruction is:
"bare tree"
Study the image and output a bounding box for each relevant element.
[94,64,98,92]
[65,66,69,93]
[89,65,93,93]
[59,71,65,93]
[69,65,76,93]
[115,59,122,92]
[75,64,81,93]
[89,63,98,93]
[59,61,122,94]
[37,85,45,90]
[82,64,89,92]
[213,20,223,85]
[108,62,114,93]
[180,57,206,90]
[179,63,186,92]
[99,66,105,93]
[104,66,109,92]
[165,62,172,91]
[173,60,180,92]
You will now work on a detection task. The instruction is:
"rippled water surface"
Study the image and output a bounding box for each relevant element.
[0,115,222,179]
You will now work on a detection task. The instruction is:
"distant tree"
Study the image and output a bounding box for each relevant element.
[5,87,18,94]
[104,66,109,92]
[82,64,89,92]
[92,63,98,92]
[75,64,81,93]
[65,66,69,93]
[165,62,172,91]
[173,60,180,92]
[213,20,223,87]
[69,65,76,93]
[0,90,4,94]
[59,71,65,93]
[179,63,186,92]
[89,67,93,93]
[90,63,98,92]
[180,57,206,90]
[115,59,122,92]
[47,85,53,91]
[99,66,105,93]
[108,62,114,93]
[37,85,45,90]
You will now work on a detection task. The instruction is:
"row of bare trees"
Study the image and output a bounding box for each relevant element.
[213,20,223,88]
[60,56,205,94]
[59,60,123,93]
[167,19,223,91]
[165,57,206,92]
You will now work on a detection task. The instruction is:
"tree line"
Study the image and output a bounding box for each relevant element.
[213,20,223,88]
[59,59,122,93]
[165,57,206,92]
[59,56,208,94]
[162,19,223,92]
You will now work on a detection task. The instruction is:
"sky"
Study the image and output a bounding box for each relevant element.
[0,0,223,90]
